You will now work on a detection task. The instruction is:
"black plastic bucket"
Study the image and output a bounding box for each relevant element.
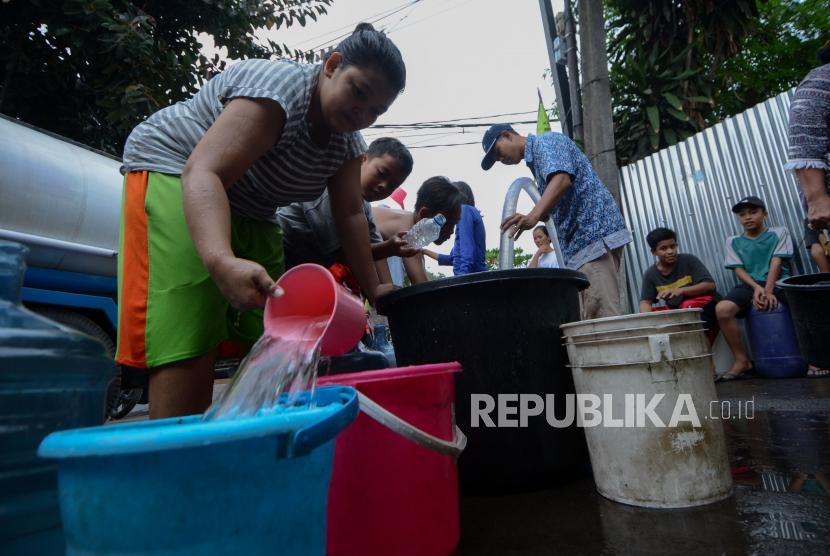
[778,272,830,369]
[377,269,590,494]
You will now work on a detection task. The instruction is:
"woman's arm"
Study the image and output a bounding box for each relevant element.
[181,98,286,310]
[328,157,386,304]
[375,259,394,284]
[796,168,830,230]
[528,249,542,269]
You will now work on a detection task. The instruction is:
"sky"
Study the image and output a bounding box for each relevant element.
[257,0,567,273]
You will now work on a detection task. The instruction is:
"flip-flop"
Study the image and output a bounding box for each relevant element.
[715,364,756,382]
[716,372,752,382]
[807,365,830,379]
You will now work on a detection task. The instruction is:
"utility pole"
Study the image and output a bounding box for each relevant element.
[577,0,620,204]
[538,0,572,137]
[563,1,583,144]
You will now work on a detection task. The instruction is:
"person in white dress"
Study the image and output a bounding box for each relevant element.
[528,225,559,269]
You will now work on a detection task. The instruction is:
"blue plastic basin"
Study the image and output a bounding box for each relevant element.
[38,386,358,556]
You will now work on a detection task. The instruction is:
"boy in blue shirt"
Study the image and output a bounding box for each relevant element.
[422,181,486,275]
[715,196,793,381]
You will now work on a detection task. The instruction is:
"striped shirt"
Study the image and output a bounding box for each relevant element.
[785,63,830,197]
[121,59,367,220]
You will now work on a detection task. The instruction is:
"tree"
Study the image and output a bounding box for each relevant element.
[606,0,758,164]
[485,247,533,271]
[0,0,333,155]
[712,0,830,119]
[606,0,830,165]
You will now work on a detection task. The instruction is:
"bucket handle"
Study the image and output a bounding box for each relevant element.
[357,392,467,459]
[290,387,360,457]
[648,334,673,363]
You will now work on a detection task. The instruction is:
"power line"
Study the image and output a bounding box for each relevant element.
[292,1,419,49]
[407,141,480,149]
[363,129,471,140]
[372,119,538,129]
[374,109,537,127]
[306,1,422,53]
[381,1,423,34]
[388,0,476,34]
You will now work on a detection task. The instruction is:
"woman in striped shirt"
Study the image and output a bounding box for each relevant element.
[117,23,406,418]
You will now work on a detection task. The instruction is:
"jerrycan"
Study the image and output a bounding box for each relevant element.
[0,241,116,555]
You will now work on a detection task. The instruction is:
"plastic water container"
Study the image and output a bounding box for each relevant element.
[746,303,806,378]
[377,269,590,494]
[777,273,830,370]
[318,363,462,556]
[38,386,358,556]
[0,241,115,555]
[561,309,733,508]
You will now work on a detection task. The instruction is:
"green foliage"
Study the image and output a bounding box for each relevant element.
[713,0,830,119]
[606,0,830,165]
[485,247,532,271]
[0,0,333,154]
[606,0,758,165]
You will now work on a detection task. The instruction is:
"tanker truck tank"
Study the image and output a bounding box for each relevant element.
[0,114,121,277]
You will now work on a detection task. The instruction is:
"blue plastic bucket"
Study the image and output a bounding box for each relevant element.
[38,386,358,556]
[746,304,807,378]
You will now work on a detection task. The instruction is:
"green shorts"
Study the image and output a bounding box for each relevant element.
[116,171,284,368]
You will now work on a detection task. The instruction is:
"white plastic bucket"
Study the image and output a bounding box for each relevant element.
[560,309,733,508]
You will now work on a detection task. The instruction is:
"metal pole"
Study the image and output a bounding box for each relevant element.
[563,0,584,144]
[538,0,572,137]
[577,0,620,204]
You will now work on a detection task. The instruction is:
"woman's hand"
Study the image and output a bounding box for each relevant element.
[807,195,830,231]
[208,255,282,311]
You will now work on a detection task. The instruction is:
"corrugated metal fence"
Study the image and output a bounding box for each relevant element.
[619,90,817,310]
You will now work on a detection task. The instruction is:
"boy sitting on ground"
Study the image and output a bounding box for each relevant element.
[714,195,804,380]
[639,227,719,344]
[278,137,418,286]
[372,176,463,285]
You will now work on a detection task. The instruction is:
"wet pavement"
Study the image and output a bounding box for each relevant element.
[457,377,830,555]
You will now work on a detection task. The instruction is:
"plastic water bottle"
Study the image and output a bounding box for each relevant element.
[403,214,447,249]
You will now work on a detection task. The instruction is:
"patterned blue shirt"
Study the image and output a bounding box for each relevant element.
[525,132,631,269]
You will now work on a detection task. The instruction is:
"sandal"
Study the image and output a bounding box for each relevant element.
[807,365,830,378]
[716,372,752,382]
[716,362,755,382]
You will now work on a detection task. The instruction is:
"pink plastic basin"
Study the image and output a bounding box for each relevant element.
[318,362,462,556]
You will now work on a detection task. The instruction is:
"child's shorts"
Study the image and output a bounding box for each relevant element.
[723,283,784,318]
[804,218,821,248]
[116,171,284,369]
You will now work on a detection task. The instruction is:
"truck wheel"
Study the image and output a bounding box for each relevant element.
[31,308,141,420]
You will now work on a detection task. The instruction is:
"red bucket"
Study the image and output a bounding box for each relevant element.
[318,362,463,556]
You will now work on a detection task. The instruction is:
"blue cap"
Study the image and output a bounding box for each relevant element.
[481,123,515,170]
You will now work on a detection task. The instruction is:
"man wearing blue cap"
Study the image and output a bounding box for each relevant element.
[481,124,632,319]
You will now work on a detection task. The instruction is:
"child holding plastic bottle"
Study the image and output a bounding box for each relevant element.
[372,177,463,284]
[117,24,407,418]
